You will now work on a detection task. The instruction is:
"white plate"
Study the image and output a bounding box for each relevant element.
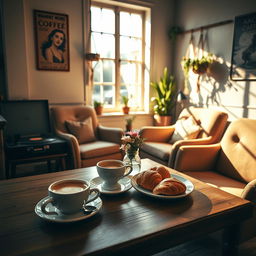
[131,173,194,199]
[35,196,102,223]
[90,176,132,195]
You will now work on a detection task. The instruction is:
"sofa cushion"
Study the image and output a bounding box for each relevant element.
[169,116,201,143]
[217,118,256,183]
[183,171,246,197]
[65,117,96,144]
[141,142,172,161]
[80,140,120,159]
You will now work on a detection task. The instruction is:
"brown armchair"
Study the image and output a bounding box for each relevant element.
[139,106,228,168]
[174,118,256,242]
[51,105,123,169]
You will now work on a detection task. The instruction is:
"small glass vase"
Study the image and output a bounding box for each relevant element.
[123,149,141,175]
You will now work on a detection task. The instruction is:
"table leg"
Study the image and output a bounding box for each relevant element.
[222,224,240,256]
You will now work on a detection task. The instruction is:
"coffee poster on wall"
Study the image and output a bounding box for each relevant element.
[230,12,256,80]
[34,10,70,71]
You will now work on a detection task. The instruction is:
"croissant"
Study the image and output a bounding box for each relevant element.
[136,170,162,191]
[150,166,170,179]
[153,178,186,196]
[155,166,170,179]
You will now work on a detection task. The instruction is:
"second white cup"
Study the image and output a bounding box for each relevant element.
[96,160,133,191]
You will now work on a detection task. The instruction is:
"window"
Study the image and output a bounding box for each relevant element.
[90,2,149,112]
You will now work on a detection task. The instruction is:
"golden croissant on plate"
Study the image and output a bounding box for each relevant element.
[153,178,186,196]
[136,170,162,191]
[136,166,170,191]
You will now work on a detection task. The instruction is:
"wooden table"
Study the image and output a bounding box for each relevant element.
[0,159,253,256]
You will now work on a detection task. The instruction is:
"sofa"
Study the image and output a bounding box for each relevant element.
[139,106,228,168]
[174,118,256,242]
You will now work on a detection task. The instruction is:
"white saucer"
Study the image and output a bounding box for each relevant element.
[35,196,102,223]
[90,176,132,194]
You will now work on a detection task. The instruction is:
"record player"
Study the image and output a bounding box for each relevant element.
[0,100,69,174]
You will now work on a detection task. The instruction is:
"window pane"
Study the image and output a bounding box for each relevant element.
[120,12,142,37]
[120,36,142,60]
[91,32,115,58]
[120,62,141,85]
[91,6,115,34]
[120,12,131,36]
[104,85,115,106]
[92,85,101,103]
[103,60,115,83]
[93,61,102,83]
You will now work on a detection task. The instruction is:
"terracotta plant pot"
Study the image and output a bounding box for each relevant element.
[122,106,130,114]
[154,114,171,126]
[94,106,103,115]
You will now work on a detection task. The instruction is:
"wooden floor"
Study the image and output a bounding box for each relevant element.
[154,232,256,256]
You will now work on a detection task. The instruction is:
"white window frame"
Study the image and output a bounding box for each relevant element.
[86,0,151,114]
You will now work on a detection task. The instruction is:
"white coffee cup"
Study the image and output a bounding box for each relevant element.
[96,159,133,191]
[41,179,100,215]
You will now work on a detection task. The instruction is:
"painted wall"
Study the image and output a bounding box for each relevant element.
[174,0,256,120]
[3,0,85,103]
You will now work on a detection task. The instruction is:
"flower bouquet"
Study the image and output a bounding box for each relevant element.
[121,130,144,172]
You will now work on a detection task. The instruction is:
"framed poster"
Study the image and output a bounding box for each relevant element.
[34,10,70,71]
[230,12,256,80]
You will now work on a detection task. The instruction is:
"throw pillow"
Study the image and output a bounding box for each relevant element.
[65,117,96,144]
[169,116,201,143]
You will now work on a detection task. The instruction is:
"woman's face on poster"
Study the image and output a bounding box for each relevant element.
[52,32,64,47]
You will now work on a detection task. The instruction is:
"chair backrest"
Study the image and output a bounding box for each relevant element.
[178,106,228,143]
[51,105,99,134]
[216,118,256,183]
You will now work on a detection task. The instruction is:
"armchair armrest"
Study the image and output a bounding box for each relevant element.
[168,136,215,168]
[55,129,81,169]
[139,126,175,142]
[242,179,256,204]
[173,143,221,172]
[97,125,124,144]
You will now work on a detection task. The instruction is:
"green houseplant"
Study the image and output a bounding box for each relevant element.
[93,100,104,115]
[151,67,176,126]
[122,95,130,114]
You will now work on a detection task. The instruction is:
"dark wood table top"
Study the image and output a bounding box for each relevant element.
[0,159,253,256]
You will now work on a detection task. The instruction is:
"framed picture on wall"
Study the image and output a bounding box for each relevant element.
[34,10,70,71]
[230,12,256,80]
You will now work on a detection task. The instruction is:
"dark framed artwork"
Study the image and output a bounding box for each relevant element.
[230,12,256,80]
[34,10,70,71]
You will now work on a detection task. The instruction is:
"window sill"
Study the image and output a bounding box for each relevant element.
[97,111,151,117]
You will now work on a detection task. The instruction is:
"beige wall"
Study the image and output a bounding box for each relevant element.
[3,0,85,104]
[173,0,256,120]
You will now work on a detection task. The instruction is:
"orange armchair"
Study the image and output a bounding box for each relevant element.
[139,106,228,168]
[174,118,256,242]
[51,105,123,169]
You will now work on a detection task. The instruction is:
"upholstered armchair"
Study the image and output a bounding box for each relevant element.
[173,118,256,242]
[139,106,228,168]
[51,105,124,169]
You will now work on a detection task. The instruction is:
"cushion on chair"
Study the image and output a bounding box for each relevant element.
[169,116,201,143]
[80,140,121,159]
[184,171,246,197]
[141,142,172,161]
[65,117,96,144]
[216,118,256,183]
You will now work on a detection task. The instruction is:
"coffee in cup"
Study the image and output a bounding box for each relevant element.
[96,160,132,191]
[41,179,100,215]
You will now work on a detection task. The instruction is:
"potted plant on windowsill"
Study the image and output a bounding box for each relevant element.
[151,67,176,126]
[122,96,130,114]
[93,101,104,115]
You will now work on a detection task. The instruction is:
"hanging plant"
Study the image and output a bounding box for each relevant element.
[181,53,214,76]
